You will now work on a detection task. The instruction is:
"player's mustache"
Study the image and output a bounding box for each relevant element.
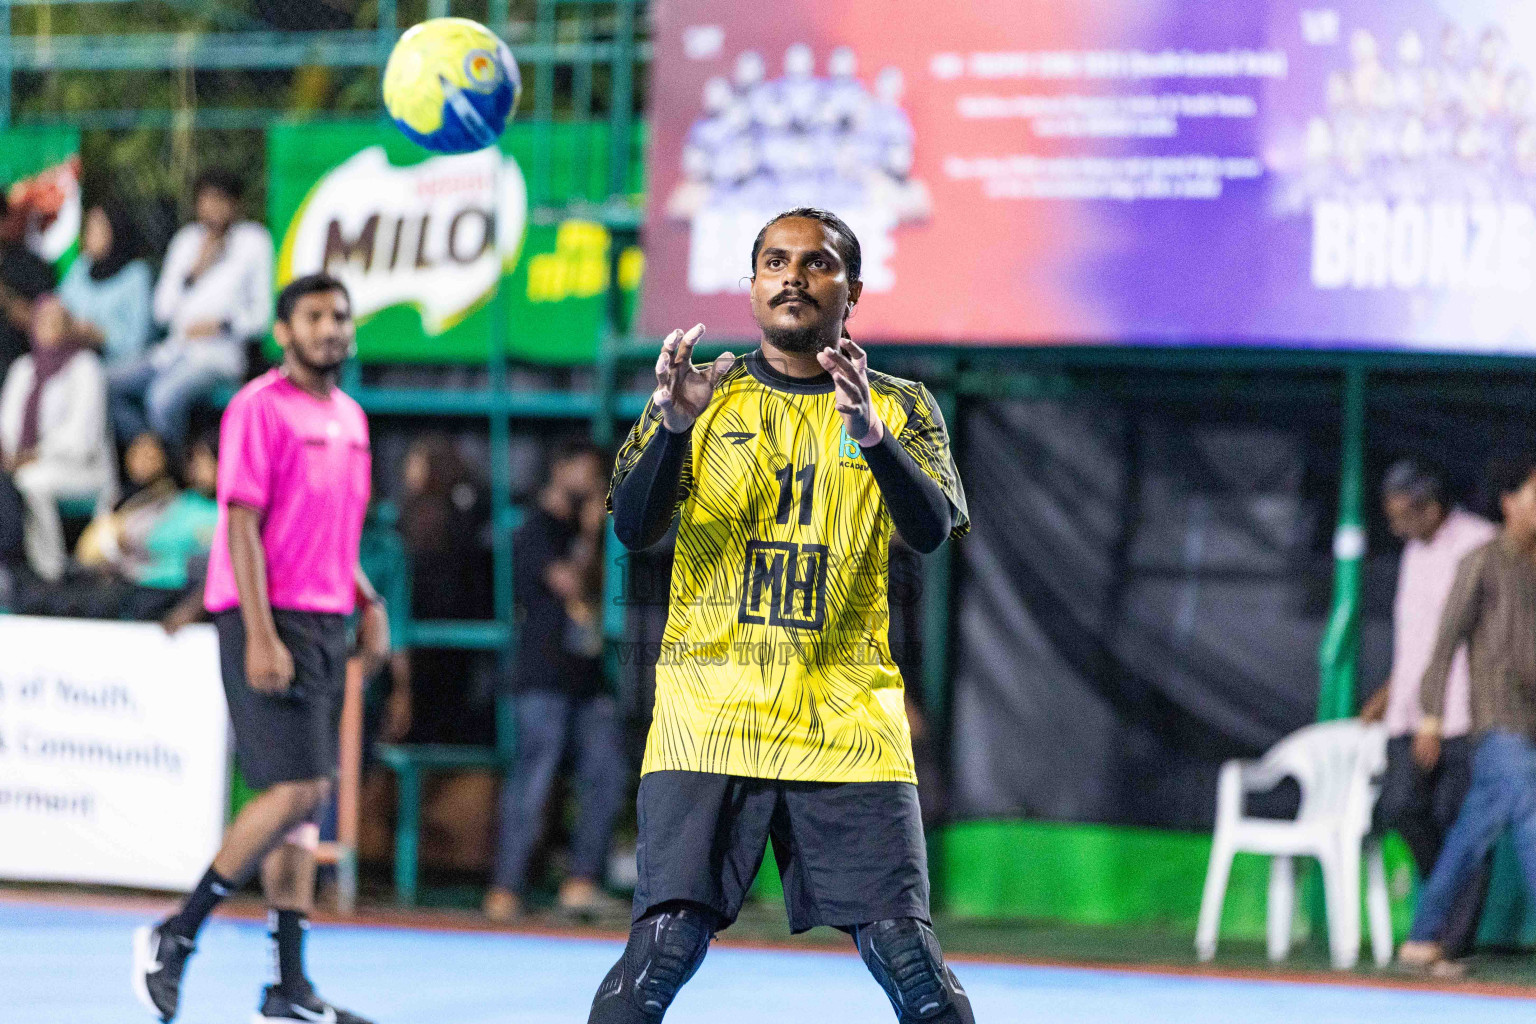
[772,290,817,308]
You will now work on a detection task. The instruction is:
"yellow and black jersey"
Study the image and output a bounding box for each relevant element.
[608,349,969,783]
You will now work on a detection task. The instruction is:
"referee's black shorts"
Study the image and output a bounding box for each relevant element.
[215,609,349,790]
[632,770,930,934]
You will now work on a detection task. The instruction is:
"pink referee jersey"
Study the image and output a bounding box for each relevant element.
[204,369,371,616]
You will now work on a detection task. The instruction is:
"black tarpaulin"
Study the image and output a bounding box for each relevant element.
[949,395,1341,830]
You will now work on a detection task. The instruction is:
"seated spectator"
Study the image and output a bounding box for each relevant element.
[58,200,154,368]
[485,439,625,922]
[67,430,219,620]
[109,168,272,449]
[0,190,58,381]
[0,295,112,581]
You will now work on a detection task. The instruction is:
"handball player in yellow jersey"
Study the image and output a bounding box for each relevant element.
[588,209,973,1024]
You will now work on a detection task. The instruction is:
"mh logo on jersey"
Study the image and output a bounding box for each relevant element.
[839,426,863,461]
[738,540,829,630]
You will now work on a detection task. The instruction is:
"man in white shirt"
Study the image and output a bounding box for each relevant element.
[1362,459,1495,962]
[108,169,272,449]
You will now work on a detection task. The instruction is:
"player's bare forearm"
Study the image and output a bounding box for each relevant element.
[353,565,392,677]
[229,504,279,644]
[160,587,208,635]
[353,564,381,609]
[230,503,294,694]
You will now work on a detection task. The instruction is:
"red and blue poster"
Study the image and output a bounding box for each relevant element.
[641,0,1536,352]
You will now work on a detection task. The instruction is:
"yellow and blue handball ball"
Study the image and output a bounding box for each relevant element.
[383,17,521,154]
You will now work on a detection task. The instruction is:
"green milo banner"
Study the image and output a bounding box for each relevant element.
[0,126,82,273]
[268,121,643,364]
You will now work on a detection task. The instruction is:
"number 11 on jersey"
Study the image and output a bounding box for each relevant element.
[774,462,817,526]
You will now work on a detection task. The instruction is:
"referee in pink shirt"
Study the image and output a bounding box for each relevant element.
[133,274,390,1024]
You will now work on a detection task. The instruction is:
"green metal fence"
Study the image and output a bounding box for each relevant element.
[2,0,651,655]
[3,1,650,221]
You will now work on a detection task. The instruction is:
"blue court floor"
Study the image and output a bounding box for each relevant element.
[2,901,1533,1024]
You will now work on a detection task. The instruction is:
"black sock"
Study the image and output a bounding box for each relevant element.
[162,866,232,940]
[270,909,310,997]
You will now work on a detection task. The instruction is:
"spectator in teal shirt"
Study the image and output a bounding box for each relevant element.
[58,202,153,368]
[68,430,218,619]
[136,433,219,590]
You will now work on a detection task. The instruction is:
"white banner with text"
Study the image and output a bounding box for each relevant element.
[0,617,227,890]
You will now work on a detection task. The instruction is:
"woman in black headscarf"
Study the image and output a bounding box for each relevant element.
[0,295,112,581]
[58,200,154,368]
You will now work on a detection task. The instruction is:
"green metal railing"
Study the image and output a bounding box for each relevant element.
[1318,365,1366,723]
[0,0,652,208]
[0,1,652,660]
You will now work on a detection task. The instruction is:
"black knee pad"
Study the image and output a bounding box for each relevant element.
[589,904,714,1023]
[855,918,973,1024]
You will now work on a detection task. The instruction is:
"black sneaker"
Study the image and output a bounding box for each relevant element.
[254,984,375,1024]
[132,923,196,1021]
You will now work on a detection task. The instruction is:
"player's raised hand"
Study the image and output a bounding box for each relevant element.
[654,323,735,433]
[818,337,885,446]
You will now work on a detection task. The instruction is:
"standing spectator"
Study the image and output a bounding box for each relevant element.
[58,201,154,368]
[0,295,112,581]
[1399,452,1536,972]
[109,168,273,449]
[0,190,58,381]
[1362,460,1495,962]
[485,439,626,922]
[396,434,494,745]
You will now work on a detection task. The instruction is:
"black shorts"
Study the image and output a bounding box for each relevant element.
[216,609,349,790]
[632,770,930,934]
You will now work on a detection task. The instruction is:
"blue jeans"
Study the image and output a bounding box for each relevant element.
[493,691,627,893]
[1409,731,1536,942]
[108,346,239,447]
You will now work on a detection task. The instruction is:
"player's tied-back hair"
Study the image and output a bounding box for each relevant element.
[750,207,862,284]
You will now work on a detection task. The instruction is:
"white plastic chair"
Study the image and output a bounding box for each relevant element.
[1196,719,1391,970]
